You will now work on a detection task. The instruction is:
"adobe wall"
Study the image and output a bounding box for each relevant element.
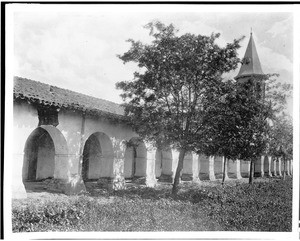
[13,101,140,198]
[13,101,39,198]
[57,109,138,177]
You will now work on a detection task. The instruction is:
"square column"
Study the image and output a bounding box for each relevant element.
[222,157,229,180]
[145,145,157,187]
[281,158,285,176]
[264,156,272,177]
[277,159,282,176]
[236,159,242,179]
[171,149,180,182]
[192,153,200,183]
[271,157,276,176]
[286,160,291,176]
[12,153,27,199]
[111,139,126,190]
[209,156,216,181]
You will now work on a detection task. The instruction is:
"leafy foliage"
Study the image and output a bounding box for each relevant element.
[264,74,292,115]
[269,113,293,160]
[116,21,243,193]
[117,21,243,151]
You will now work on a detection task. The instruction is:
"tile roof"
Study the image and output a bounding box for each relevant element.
[14,76,125,119]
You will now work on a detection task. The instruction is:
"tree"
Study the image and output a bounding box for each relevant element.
[199,77,273,184]
[269,113,293,180]
[266,73,292,180]
[116,21,243,194]
[196,79,241,185]
[226,74,291,184]
[233,78,273,184]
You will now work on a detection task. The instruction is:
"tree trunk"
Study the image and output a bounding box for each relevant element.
[249,160,254,184]
[172,148,186,195]
[222,157,227,185]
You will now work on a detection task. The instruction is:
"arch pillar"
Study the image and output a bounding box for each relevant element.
[192,153,200,183]
[264,156,272,177]
[145,143,157,187]
[236,159,242,179]
[221,156,229,180]
[286,160,291,176]
[277,158,282,176]
[281,158,285,176]
[12,153,27,199]
[271,157,276,176]
[44,124,85,195]
[13,104,38,199]
[171,149,180,183]
[209,156,216,181]
[273,158,277,176]
[111,138,126,190]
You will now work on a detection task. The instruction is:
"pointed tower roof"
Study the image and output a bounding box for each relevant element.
[235,32,264,80]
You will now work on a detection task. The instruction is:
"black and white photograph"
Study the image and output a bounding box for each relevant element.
[3,2,299,240]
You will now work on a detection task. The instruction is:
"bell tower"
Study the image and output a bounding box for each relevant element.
[235,31,265,99]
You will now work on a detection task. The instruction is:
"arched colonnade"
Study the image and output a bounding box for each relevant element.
[22,125,293,195]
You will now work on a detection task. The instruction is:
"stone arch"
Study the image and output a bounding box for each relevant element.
[155,148,173,178]
[82,132,114,181]
[22,125,68,182]
[124,137,147,178]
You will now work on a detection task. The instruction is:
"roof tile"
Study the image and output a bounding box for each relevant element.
[14,76,125,118]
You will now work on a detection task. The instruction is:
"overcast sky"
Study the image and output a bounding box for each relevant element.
[12,4,293,113]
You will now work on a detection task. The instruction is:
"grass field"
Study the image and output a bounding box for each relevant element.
[12,177,292,232]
